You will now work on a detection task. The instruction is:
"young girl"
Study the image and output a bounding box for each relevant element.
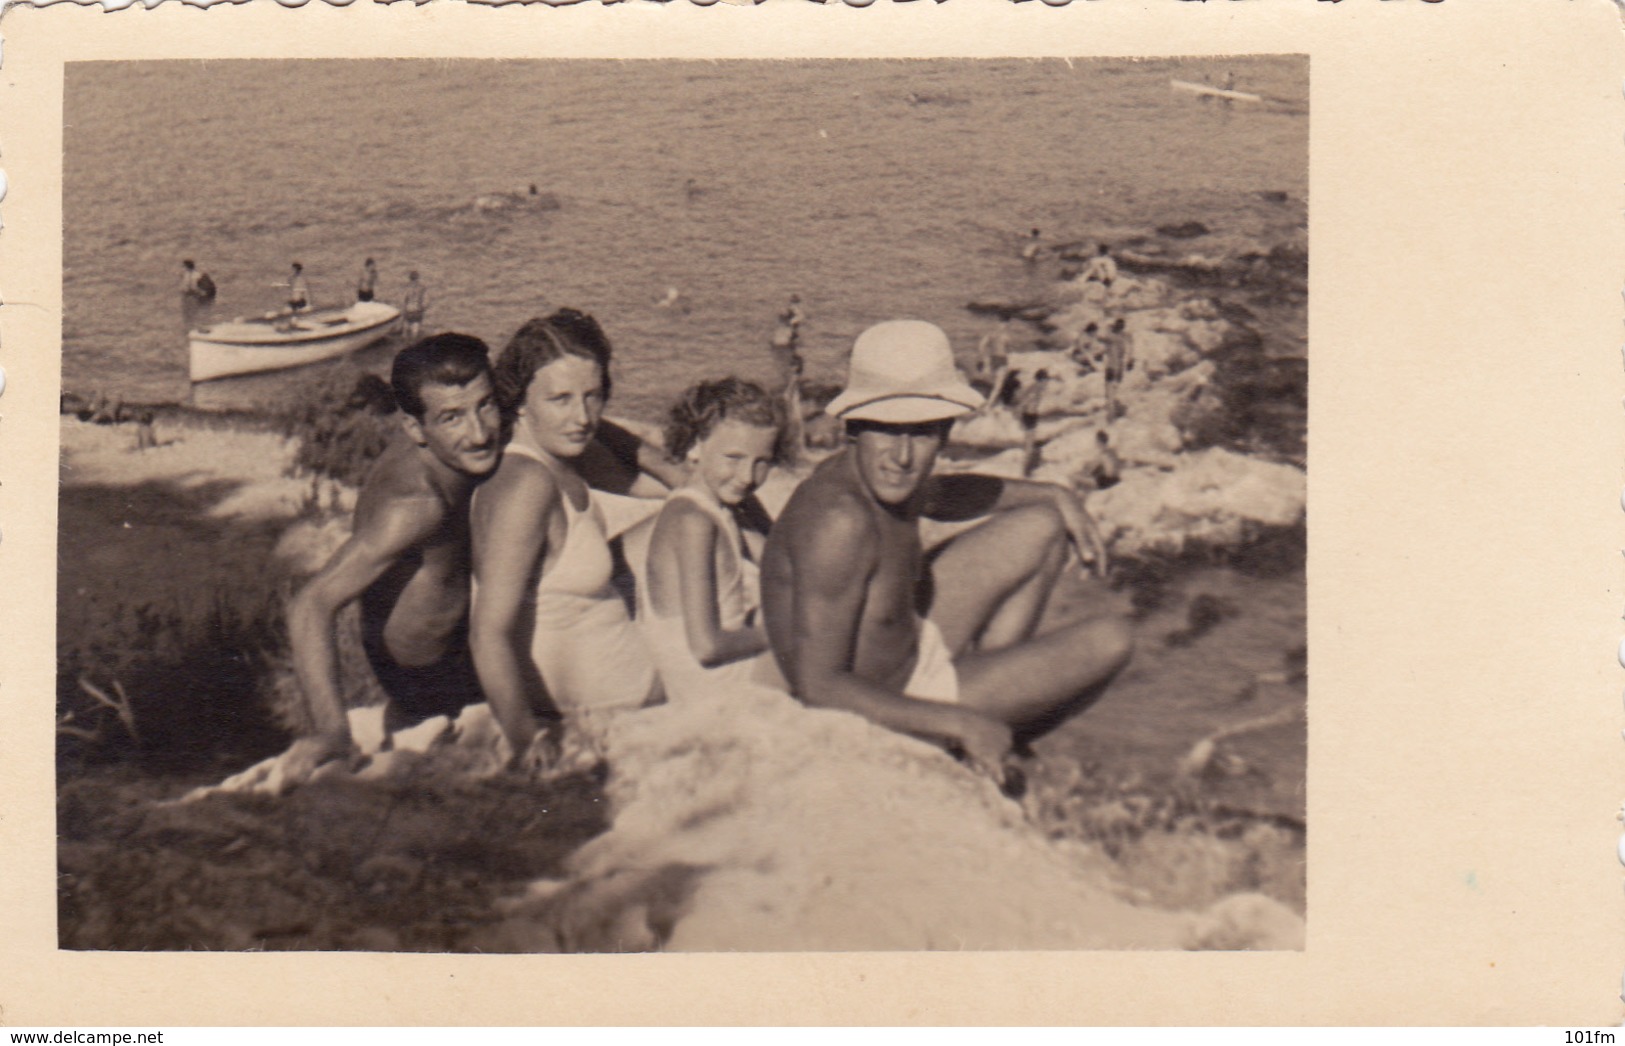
[641,378,785,701]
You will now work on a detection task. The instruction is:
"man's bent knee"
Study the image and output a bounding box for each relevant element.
[1102,616,1134,670]
[1000,501,1068,572]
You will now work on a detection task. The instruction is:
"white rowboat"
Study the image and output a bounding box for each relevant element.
[1170,79,1264,104]
[189,300,401,383]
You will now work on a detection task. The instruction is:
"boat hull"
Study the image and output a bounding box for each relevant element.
[188,302,401,383]
[1170,79,1263,104]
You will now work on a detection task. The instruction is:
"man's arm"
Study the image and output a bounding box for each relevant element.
[784,498,1006,768]
[923,473,1108,576]
[285,497,440,768]
[584,418,685,495]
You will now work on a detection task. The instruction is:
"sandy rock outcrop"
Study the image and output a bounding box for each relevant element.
[474,687,1303,952]
[184,683,1303,952]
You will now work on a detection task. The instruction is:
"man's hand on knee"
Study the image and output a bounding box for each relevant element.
[1052,487,1109,578]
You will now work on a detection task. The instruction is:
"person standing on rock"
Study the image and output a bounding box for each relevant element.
[1015,369,1051,478]
[283,334,502,786]
[760,320,1131,790]
[1101,318,1131,421]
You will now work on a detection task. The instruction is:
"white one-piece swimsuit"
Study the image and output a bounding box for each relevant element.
[500,440,657,718]
[638,486,776,702]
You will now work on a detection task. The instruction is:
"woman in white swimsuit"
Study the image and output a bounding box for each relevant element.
[470,309,660,760]
[641,378,784,701]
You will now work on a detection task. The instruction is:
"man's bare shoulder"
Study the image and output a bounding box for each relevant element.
[354,439,452,536]
[776,455,881,550]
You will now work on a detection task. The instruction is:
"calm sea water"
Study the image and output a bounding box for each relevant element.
[64,57,1306,424]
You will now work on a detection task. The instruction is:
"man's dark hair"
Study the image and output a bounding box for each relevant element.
[492,307,614,424]
[391,333,493,419]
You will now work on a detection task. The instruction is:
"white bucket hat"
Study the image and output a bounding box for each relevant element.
[826,320,986,424]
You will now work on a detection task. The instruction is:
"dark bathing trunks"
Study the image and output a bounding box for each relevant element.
[362,627,483,733]
[357,289,374,302]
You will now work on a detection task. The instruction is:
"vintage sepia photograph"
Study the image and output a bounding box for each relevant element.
[51,56,1311,954]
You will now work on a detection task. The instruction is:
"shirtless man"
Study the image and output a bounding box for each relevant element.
[357,257,379,303]
[283,333,501,781]
[402,271,429,339]
[287,262,312,313]
[760,320,1133,784]
[1101,317,1132,420]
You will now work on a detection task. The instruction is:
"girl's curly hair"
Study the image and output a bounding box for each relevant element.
[492,307,614,423]
[664,377,787,463]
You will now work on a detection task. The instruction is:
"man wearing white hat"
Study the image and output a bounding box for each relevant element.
[759,320,1133,786]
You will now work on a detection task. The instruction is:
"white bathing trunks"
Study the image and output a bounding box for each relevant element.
[904,618,960,704]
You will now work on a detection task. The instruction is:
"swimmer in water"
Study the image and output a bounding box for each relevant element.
[1020,228,1043,265]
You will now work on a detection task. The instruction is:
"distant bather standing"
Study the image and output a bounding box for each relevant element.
[771,294,805,379]
[287,262,311,314]
[1016,369,1051,478]
[402,270,428,339]
[770,294,807,461]
[356,257,378,303]
[1101,317,1131,421]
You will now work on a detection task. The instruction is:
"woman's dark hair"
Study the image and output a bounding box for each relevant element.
[665,377,786,463]
[391,332,493,419]
[492,307,613,423]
